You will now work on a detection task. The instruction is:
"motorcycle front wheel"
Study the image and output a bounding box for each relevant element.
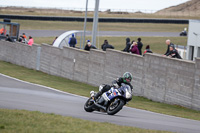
[107,98,125,115]
[84,97,95,112]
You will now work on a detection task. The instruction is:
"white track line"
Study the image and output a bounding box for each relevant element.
[0,73,87,99]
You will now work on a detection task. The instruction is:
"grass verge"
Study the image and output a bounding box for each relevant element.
[0,61,200,121]
[0,108,171,133]
[0,19,188,32]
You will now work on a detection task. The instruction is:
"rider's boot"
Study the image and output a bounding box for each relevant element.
[93,91,102,101]
[93,85,111,101]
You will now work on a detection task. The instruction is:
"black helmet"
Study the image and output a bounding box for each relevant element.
[123,72,133,83]
[126,38,130,43]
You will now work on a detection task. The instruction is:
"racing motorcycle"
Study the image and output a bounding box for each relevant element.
[84,83,132,115]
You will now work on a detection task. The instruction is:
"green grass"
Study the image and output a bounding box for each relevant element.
[34,36,187,55]
[0,61,96,96]
[0,61,200,121]
[0,109,171,133]
[0,19,188,32]
[35,37,55,45]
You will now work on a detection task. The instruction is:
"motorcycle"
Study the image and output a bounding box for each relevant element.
[84,83,132,115]
[180,30,187,36]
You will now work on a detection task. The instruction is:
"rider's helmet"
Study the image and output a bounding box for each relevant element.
[123,72,133,83]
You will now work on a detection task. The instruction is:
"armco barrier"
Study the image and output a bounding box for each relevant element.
[0,14,189,24]
[0,40,199,110]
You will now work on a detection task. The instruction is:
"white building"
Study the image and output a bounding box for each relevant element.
[187,20,200,61]
[176,45,187,59]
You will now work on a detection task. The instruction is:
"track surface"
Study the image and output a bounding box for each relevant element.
[19,30,180,37]
[0,73,200,133]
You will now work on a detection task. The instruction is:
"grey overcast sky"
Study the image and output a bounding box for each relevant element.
[0,0,190,12]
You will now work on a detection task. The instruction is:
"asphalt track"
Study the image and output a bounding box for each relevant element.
[0,73,200,133]
[19,30,180,38]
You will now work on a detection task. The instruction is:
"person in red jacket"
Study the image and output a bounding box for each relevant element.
[143,45,153,55]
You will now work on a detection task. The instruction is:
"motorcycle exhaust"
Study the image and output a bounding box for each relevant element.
[94,102,106,111]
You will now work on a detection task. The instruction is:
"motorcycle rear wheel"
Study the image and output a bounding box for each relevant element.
[84,97,95,112]
[107,98,125,115]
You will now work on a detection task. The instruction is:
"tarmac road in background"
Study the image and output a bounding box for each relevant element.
[0,73,199,133]
[19,30,180,37]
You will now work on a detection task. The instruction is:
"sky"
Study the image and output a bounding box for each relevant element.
[0,0,190,12]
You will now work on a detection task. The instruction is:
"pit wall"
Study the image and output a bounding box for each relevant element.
[0,41,200,111]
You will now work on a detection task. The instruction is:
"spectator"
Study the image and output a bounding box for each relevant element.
[84,40,97,51]
[122,37,131,52]
[28,36,34,46]
[143,45,153,55]
[22,33,27,39]
[5,34,13,42]
[22,36,28,44]
[68,33,77,47]
[0,27,6,35]
[52,36,58,45]
[101,40,114,51]
[164,39,175,55]
[18,35,23,42]
[101,40,106,50]
[130,41,140,55]
[165,46,182,59]
[137,37,143,55]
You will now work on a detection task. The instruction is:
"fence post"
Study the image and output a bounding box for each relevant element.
[36,46,41,71]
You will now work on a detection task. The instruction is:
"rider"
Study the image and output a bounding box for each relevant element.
[93,72,133,100]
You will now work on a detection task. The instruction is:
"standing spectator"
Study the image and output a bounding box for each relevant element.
[165,46,182,59]
[22,36,28,44]
[22,33,27,39]
[101,40,114,51]
[130,42,140,55]
[137,38,143,55]
[84,40,97,51]
[28,36,34,46]
[164,39,175,55]
[5,34,13,42]
[68,33,77,47]
[143,45,153,55]
[122,37,131,52]
[101,40,106,50]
